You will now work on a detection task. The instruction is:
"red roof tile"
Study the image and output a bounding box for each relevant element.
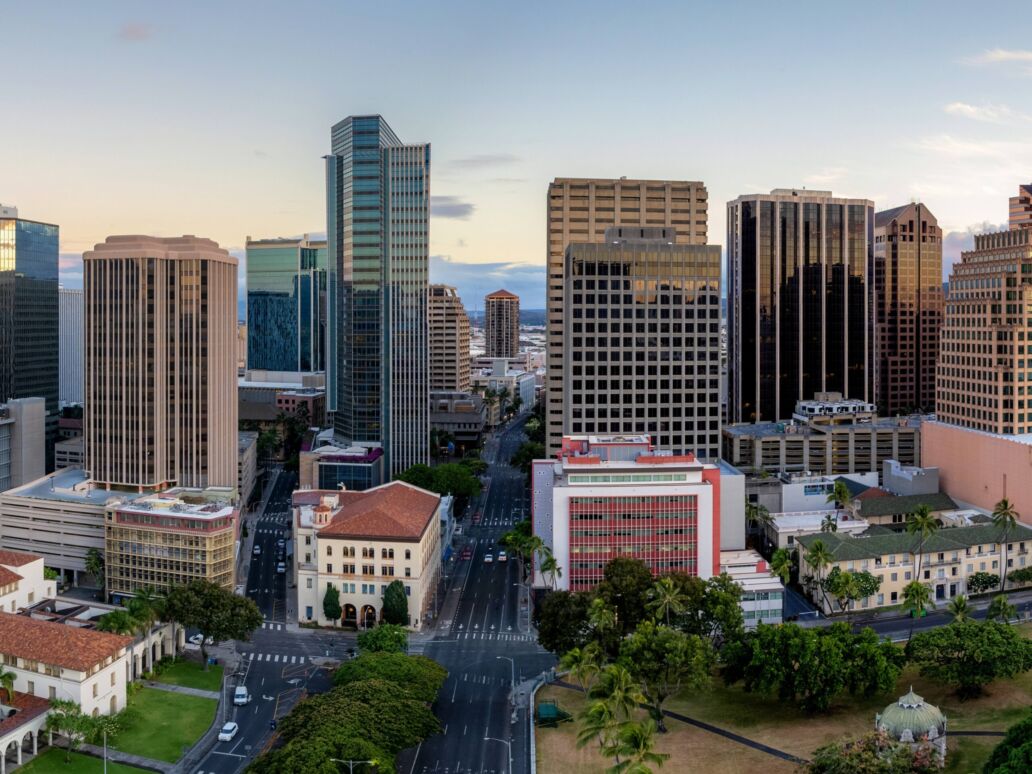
[0,612,132,672]
[0,566,23,587]
[486,289,518,299]
[0,691,50,735]
[319,482,439,541]
[0,550,41,567]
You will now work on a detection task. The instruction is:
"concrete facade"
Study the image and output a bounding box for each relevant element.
[0,398,45,492]
[485,289,519,359]
[58,288,84,406]
[429,285,471,393]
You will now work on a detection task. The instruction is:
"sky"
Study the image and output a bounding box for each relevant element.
[4,0,1032,308]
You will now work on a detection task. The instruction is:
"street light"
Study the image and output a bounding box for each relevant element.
[329,759,377,773]
[483,736,513,774]
[497,655,515,704]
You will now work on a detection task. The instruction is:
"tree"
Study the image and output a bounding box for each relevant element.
[645,577,687,627]
[322,584,342,625]
[96,609,138,636]
[460,456,488,476]
[429,463,482,498]
[745,500,773,541]
[577,699,620,755]
[968,571,1001,595]
[984,711,1032,774]
[85,547,105,591]
[906,504,938,581]
[561,643,604,695]
[987,594,1017,624]
[510,441,545,479]
[620,621,712,731]
[0,668,14,704]
[396,463,436,491]
[826,479,853,519]
[807,730,938,774]
[44,566,59,581]
[605,719,671,773]
[357,623,409,654]
[381,580,409,626]
[591,663,645,721]
[539,547,563,591]
[902,580,932,641]
[822,568,880,617]
[907,620,1032,699]
[665,572,743,649]
[535,590,592,655]
[165,580,263,668]
[803,540,834,612]
[588,597,622,657]
[992,498,1019,593]
[46,699,92,762]
[334,652,447,703]
[596,558,655,635]
[947,594,971,622]
[127,587,161,636]
[820,513,839,533]
[1008,567,1032,586]
[769,549,792,586]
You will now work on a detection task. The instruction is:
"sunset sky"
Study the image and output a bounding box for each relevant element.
[4,0,1031,307]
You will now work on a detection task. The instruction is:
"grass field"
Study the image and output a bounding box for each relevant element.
[18,748,146,773]
[537,623,1032,773]
[110,686,217,762]
[152,659,224,693]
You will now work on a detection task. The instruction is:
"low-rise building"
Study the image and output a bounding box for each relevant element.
[881,459,939,496]
[293,482,442,629]
[298,444,385,492]
[238,431,258,505]
[471,359,536,426]
[0,550,57,614]
[765,510,871,550]
[430,391,487,452]
[0,398,45,493]
[239,370,326,428]
[797,521,1032,614]
[54,437,84,471]
[719,549,784,629]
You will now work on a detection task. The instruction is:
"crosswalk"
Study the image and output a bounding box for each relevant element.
[260,622,285,631]
[246,652,312,664]
[452,631,535,642]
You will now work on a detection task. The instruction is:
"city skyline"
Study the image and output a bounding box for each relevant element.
[5,3,1032,308]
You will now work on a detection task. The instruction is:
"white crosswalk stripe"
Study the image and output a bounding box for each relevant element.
[245,652,314,665]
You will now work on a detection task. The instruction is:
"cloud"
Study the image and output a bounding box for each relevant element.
[254,149,269,159]
[803,167,848,186]
[942,221,1007,281]
[430,196,475,219]
[944,102,1030,124]
[447,153,520,170]
[964,49,1032,76]
[430,255,545,308]
[117,23,153,42]
[913,134,1019,159]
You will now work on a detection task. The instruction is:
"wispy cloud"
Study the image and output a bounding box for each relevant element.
[430,255,545,308]
[448,153,520,170]
[913,134,1022,159]
[942,221,1008,281]
[944,102,1031,125]
[117,23,153,42]
[803,167,848,186]
[964,49,1032,76]
[430,195,475,220]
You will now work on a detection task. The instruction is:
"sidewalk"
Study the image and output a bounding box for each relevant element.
[80,744,172,773]
[144,680,220,700]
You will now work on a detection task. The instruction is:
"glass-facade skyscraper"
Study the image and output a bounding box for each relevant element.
[325,115,430,477]
[245,236,327,373]
[727,189,874,424]
[0,206,59,470]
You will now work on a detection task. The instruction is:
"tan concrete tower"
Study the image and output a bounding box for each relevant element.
[485,289,519,359]
[429,284,471,392]
[84,235,238,491]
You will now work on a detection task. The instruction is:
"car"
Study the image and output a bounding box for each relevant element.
[498,551,508,563]
[188,634,214,646]
[252,545,261,556]
[218,722,239,742]
[233,687,251,706]
[276,562,286,574]
[276,538,285,548]
[484,554,494,563]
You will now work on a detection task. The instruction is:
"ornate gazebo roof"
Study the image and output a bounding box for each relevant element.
[876,688,947,742]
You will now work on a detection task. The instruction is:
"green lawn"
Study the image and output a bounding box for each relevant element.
[18,748,146,773]
[152,658,224,693]
[111,687,217,762]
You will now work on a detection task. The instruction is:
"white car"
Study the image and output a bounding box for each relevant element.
[276,562,286,574]
[484,554,494,564]
[218,722,239,742]
[188,634,214,646]
[498,551,508,563]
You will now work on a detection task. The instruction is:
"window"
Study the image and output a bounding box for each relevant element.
[305,535,311,545]
[49,686,56,700]
[93,683,98,698]
[27,680,34,694]
[306,578,313,589]
[326,563,333,573]
[327,546,333,557]
[890,572,898,582]
[405,585,411,596]
[405,549,412,560]
[890,591,898,603]
[382,548,394,560]
[305,606,313,619]
[877,594,884,606]
[110,672,116,687]
[405,567,411,577]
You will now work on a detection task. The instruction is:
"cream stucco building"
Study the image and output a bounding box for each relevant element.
[293,482,441,629]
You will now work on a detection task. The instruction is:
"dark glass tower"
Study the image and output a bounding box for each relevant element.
[728,189,874,424]
[325,116,430,477]
[245,236,327,372]
[0,207,59,470]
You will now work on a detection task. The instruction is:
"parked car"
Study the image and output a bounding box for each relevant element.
[218,722,239,742]
[233,687,251,706]
[276,538,285,549]
[276,562,286,574]
[252,545,261,556]
[188,634,214,646]
[484,553,494,564]
[498,551,508,563]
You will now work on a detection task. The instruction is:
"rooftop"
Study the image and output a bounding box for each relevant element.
[724,415,923,438]
[114,492,235,520]
[0,468,130,507]
[0,549,43,568]
[0,691,50,737]
[0,611,132,672]
[316,482,440,541]
[486,289,518,299]
[797,521,1032,561]
[856,492,957,518]
[238,431,258,452]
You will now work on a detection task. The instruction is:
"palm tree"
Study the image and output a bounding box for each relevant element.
[95,609,137,636]
[770,548,792,586]
[803,540,834,613]
[560,643,603,695]
[987,593,1017,624]
[903,580,932,642]
[588,597,619,639]
[645,577,686,626]
[539,546,562,591]
[591,664,645,721]
[577,699,620,753]
[605,719,671,774]
[0,668,15,705]
[745,500,773,548]
[826,479,853,520]
[946,594,970,622]
[992,498,1019,593]
[820,513,838,533]
[906,504,939,583]
[127,587,161,636]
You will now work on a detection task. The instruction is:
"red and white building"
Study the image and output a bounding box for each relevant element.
[532,435,721,592]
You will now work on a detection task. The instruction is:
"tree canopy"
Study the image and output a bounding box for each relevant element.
[165,579,263,667]
[357,624,409,654]
[333,652,447,704]
[807,730,938,774]
[397,462,482,498]
[907,620,1032,698]
[535,590,592,655]
[381,580,409,626]
[984,710,1032,774]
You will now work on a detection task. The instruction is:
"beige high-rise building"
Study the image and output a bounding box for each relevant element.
[485,289,519,359]
[428,284,470,392]
[1010,183,1032,231]
[84,236,238,491]
[546,178,709,454]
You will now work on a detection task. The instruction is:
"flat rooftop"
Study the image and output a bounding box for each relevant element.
[724,416,922,438]
[1,468,128,507]
[116,494,235,520]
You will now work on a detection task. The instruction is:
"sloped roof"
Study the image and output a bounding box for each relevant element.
[0,612,132,672]
[0,549,42,567]
[319,481,440,541]
[856,492,957,518]
[875,203,914,228]
[798,521,1032,562]
[877,688,946,738]
[486,289,518,299]
[0,566,22,587]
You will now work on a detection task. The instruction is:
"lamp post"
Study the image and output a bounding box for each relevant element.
[103,728,107,774]
[497,655,515,705]
[483,736,512,774]
[329,759,376,773]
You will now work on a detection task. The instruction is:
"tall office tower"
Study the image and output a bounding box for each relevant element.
[485,289,519,358]
[429,284,470,392]
[546,178,709,455]
[0,205,59,471]
[727,189,875,425]
[563,227,722,458]
[59,288,84,405]
[245,235,327,372]
[1009,184,1032,231]
[326,115,430,477]
[873,203,943,414]
[83,235,238,490]
[938,227,1032,434]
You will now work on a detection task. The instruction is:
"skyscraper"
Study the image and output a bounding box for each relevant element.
[326,115,430,477]
[562,227,722,458]
[873,203,942,415]
[0,205,59,471]
[485,289,519,359]
[546,178,709,455]
[1009,184,1032,231]
[429,284,470,392]
[245,235,327,372]
[59,287,84,405]
[83,235,238,490]
[727,189,874,424]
